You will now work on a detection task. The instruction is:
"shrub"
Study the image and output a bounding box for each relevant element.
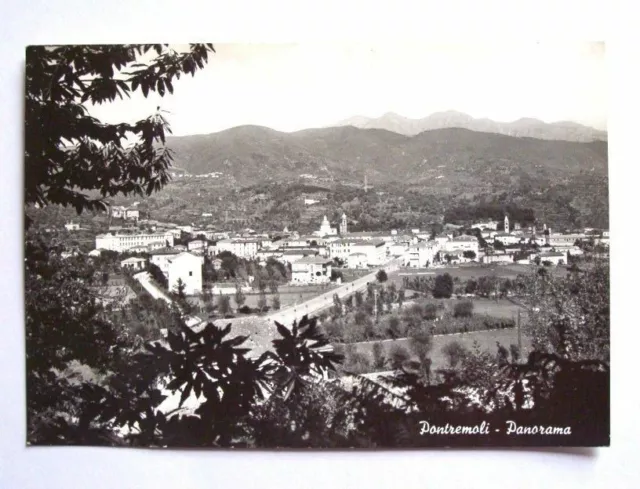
[442,340,468,369]
[372,342,387,370]
[389,344,411,370]
[453,300,474,318]
[423,303,438,320]
[376,269,388,282]
[387,315,404,338]
[345,351,371,374]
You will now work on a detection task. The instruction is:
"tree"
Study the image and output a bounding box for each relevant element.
[462,250,476,260]
[257,290,268,313]
[397,288,405,309]
[25,44,216,215]
[217,295,232,316]
[464,279,477,295]
[441,341,468,369]
[376,269,388,282]
[453,300,474,318]
[174,278,187,300]
[331,293,343,318]
[372,343,387,371]
[268,280,279,294]
[271,294,281,311]
[409,332,433,382]
[148,262,168,289]
[389,344,410,370]
[432,273,454,299]
[235,285,246,309]
[202,284,215,313]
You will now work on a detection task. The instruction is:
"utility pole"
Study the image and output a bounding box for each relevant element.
[373,288,378,319]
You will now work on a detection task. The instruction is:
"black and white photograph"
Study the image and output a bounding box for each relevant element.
[24,42,609,448]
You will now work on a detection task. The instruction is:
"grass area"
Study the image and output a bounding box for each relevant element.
[339,328,531,374]
[388,263,567,286]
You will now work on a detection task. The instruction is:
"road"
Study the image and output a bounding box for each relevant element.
[133,271,173,305]
[267,257,404,327]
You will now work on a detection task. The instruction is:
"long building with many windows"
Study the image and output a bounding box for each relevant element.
[95,231,174,253]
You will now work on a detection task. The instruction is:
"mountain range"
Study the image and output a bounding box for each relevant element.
[167,125,608,190]
[335,111,607,143]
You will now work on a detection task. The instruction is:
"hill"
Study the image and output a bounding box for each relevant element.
[167,125,608,193]
[336,111,607,142]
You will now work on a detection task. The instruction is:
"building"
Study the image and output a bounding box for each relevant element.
[493,233,522,246]
[125,209,140,221]
[64,222,80,231]
[120,257,146,271]
[215,238,260,259]
[110,205,127,218]
[147,241,166,251]
[339,213,348,235]
[330,239,386,266]
[95,231,174,253]
[128,245,150,254]
[407,242,439,268]
[434,233,451,246]
[504,214,510,233]
[482,251,515,264]
[472,220,499,231]
[538,251,567,266]
[388,242,409,257]
[347,252,368,269]
[291,256,333,285]
[187,239,207,252]
[150,248,182,275]
[548,234,586,250]
[316,215,337,237]
[167,252,204,295]
[280,248,318,265]
[442,235,480,255]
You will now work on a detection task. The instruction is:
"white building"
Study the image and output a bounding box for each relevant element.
[482,251,515,264]
[125,209,140,220]
[548,234,585,249]
[442,235,480,255]
[280,248,318,265]
[493,233,522,246]
[64,222,80,231]
[96,231,174,253]
[538,251,567,266]
[472,220,499,231]
[347,252,368,269]
[330,239,386,266]
[215,238,260,259]
[291,256,333,285]
[406,242,439,268]
[150,248,182,275]
[120,257,146,271]
[167,252,204,295]
[187,239,207,252]
[316,215,337,237]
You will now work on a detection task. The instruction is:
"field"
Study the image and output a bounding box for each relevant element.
[343,327,531,374]
[389,263,568,285]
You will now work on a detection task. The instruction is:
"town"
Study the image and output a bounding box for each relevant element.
[52,203,611,362]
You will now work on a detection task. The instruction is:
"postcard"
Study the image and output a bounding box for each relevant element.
[24,42,609,448]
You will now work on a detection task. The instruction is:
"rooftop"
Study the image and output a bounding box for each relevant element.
[295,256,333,265]
[150,247,182,256]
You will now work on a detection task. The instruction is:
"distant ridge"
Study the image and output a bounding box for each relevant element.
[335,110,607,143]
[166,125,607,188]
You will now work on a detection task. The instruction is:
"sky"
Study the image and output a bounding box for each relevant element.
[88,42,607,136]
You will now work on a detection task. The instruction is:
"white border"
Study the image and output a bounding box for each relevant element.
[2,1,639,488]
